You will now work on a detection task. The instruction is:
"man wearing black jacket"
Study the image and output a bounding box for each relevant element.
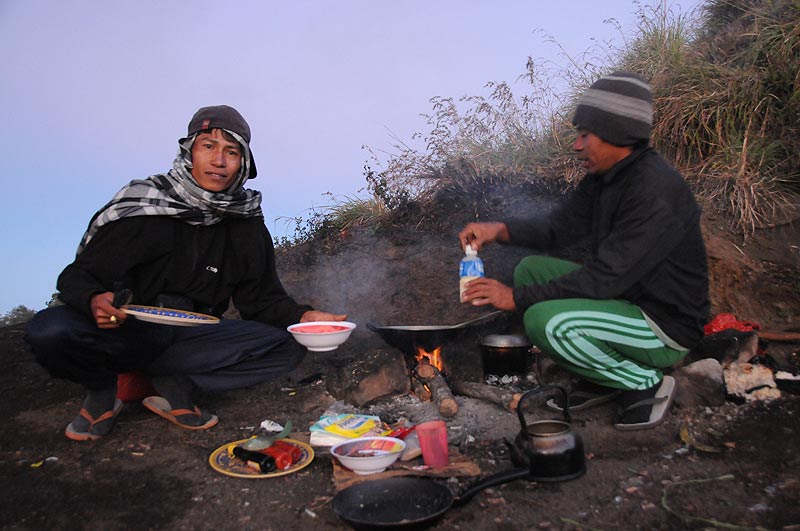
[459,72,709,430]
[25,105,346,441]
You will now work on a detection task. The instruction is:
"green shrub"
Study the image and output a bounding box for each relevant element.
[1,305,36,326]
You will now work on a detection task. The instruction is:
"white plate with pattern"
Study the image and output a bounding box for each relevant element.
[121,304,220,326]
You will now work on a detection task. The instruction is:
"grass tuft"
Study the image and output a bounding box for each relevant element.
[283,0,800,244]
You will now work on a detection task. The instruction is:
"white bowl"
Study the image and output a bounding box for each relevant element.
[331,436,406,475]
[287,321,356,352]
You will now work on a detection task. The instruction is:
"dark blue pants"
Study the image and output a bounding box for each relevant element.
[25,305,306,392]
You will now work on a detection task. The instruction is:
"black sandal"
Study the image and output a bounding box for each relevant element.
[613,376,676,431]
[546,381,621,412]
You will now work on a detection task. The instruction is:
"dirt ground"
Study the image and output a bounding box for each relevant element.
[2,182,799,530]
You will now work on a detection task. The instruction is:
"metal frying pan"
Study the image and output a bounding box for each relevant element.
[332,469,530,529]
[367,311,503,352]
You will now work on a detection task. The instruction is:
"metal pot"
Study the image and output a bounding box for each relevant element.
[367,311,502,353]
[480,334,531,375]
[507,385,586,482]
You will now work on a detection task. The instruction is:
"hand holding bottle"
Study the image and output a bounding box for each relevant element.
[460,277,516,311]
[459,222,510,252]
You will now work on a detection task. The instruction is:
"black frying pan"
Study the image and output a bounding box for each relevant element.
[332,469,530,529]
[367,311,503,353]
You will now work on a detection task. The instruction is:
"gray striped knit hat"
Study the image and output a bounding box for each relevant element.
[572,72,652,146]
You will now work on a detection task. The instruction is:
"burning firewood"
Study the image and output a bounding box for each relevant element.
[411,376,432,402]
[414,358,458,418]
[450,381,522,411]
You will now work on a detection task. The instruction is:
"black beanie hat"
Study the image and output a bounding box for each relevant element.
[572,72,652,146]
[185,105,258,179]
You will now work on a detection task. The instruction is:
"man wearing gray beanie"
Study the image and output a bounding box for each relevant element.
[459,72,709,431]
[25,105,347,441]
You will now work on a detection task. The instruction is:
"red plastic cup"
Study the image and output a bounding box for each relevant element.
[415,420,449,468]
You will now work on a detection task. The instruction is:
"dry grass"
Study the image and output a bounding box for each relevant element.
[286,0,800,245]
[629,0,800,231]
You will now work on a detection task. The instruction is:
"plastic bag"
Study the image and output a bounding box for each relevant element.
[704,313,761,335]
[310,413,388,438]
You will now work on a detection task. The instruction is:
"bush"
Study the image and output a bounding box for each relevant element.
[1,305,36,326]
[621,0,800,232]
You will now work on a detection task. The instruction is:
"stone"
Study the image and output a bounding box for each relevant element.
[329,349,411,406]
[673,358,726,407]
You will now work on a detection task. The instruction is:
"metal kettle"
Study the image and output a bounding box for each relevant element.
[507,385,586,482]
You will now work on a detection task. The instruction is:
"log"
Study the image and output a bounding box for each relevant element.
[411,375,432,401]
[414,359,437,381]
[428,373,459,417]
[759,330,800,343]
[451,380,522,411]
[414,360,458,418]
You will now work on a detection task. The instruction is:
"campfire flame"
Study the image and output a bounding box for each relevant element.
[416,346,443,372]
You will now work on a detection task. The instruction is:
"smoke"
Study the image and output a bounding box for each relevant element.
[278,178,569,331]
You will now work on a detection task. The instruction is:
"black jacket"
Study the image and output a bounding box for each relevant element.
[504,147,709,348]
[57,216,311,327]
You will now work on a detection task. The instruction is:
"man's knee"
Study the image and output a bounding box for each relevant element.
[522,302,552,347]
[24,308,75,372]
[214,322,306,374]
[514,255,568,287]
[514,256,543,287]
[25,308,71,352]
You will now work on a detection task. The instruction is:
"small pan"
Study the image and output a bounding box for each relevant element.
[367,311,503,352]
[480,334,532,375]
[332,469,530,529]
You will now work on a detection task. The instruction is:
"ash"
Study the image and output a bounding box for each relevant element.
[319,373,543,448]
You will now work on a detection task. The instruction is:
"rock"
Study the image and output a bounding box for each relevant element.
[328,349,411,406]
[673,359,726,407]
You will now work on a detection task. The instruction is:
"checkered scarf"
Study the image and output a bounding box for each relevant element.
[76,130,263,255]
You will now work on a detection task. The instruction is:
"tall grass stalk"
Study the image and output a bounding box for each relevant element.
[309,0,799,243]
[628,0,800,231]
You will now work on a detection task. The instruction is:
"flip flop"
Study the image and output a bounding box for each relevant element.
[65,399,124,441]
[142,396,219,430]
[545,389,621,412]
[613,376,676,431]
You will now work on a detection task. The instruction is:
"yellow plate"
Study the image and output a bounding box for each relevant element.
[208,438,314,479]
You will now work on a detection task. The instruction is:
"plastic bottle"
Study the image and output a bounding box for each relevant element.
[459,244,485,303]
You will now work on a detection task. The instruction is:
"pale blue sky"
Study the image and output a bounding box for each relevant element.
[0,0,701,314]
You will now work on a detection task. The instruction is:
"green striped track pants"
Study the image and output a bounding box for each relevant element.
[515,256,686,391]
